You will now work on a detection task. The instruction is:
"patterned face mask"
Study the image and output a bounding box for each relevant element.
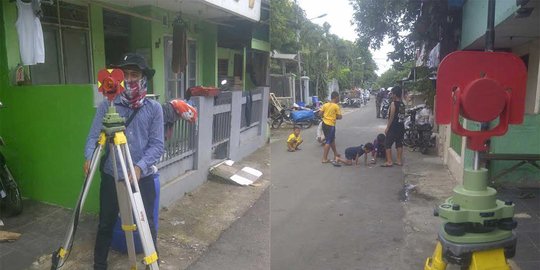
[121,76,147,109]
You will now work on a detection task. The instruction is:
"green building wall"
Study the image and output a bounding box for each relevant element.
[0,1,222,212]
[460,0,518,49]
[489,115,540,185]
[198,21,217,87]
[459,0,540,185]
[1,1,100,212]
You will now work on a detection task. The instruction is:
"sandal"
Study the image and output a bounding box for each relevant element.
[322,159,331,163]
[380,164,393,167]
[332,161,342,167]
[393,162,403,166]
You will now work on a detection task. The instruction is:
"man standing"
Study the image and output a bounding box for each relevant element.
[320,91,342,163]
[382,86,406,167]
[83,53,164,270]
[375,88,385,118]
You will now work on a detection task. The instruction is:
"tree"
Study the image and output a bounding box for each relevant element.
[270,0,379,98]
[376,62,412,89]
[270,0,298,53]
[350,0,448,63]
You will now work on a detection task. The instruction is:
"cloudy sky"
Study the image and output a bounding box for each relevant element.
[296,0,393,75]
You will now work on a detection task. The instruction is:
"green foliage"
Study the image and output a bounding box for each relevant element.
[270,0,379,97]
[270,0,298,53]
[376,61,412,89]
[350,0,420,62]
[350,0,447,63]
[406,66,436,106]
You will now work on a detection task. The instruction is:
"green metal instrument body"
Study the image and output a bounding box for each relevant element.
[437,169,515,243]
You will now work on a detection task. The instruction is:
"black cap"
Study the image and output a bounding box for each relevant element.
[112,53,156,79]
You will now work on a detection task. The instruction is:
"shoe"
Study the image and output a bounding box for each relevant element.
[380,163,393,167]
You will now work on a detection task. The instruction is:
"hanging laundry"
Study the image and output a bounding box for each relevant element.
[15,0,45,65]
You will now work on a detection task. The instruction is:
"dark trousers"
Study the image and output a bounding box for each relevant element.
[94,173,157,270]
[376,103,381,118]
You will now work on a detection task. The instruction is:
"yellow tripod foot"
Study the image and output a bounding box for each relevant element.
[425,242,510,270]
[425,242,447,270]
[469,248,509,270]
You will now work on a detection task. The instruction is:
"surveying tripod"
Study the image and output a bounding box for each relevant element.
[424,1,527,269]
[51,69,159,270]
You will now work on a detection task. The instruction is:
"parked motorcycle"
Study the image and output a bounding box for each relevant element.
[362,91,369,105]
[0,101,23,217]
[380,98,390,119]
[341,95,362,108]
[311,109,322,126]
[403,104,435,154]
[271,108,315,129]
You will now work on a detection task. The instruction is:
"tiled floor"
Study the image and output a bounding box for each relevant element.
[498,187,540,270]
[0,200,98,270]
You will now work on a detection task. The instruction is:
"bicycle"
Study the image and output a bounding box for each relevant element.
[0,101,23,217]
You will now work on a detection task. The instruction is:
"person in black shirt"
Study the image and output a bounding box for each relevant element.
[382,86,406,167]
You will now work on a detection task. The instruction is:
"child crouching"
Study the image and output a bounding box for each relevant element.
[336,143,374,166]
[370,133,386,164]
[287,126,303,152]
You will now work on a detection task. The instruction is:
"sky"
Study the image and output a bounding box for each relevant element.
[296,0,393,76]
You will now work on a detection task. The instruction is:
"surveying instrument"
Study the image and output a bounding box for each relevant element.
[424,1,527,269]
[50,69,159,269]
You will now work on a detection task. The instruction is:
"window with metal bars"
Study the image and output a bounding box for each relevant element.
[30,0,92,85]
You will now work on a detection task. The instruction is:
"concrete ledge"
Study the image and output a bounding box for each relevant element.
[446,147,464,184]
[160,169,208,208]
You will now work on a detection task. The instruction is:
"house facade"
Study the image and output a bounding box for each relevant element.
[0,0,270,212]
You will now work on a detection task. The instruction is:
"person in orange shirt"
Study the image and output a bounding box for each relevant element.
[319,91,342,163]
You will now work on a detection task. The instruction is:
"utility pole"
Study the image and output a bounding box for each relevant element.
[294,0,302,78]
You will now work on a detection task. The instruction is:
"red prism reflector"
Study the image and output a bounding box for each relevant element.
[97,69,125,101]
[436,51,527,151]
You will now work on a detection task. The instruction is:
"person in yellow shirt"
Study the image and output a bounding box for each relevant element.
[287,126,303,152]
[319,91,342,163]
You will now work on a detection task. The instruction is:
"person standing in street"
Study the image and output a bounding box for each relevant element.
[382,86,406,167]
[375,88,385,118]
[320,91,342,163]
[83,53,164,270]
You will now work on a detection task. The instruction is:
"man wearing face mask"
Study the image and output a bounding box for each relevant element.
[83,53,164,270]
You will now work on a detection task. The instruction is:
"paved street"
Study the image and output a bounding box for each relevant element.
[186,189,269,270]
[271,101,408,270]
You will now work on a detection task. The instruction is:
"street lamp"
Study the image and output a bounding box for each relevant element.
[295,12,328,78]
[293,0,327,104]
[308,13,327,20]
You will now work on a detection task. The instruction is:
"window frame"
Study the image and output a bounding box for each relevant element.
[187,39,197,89]
[30,1,93,85]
